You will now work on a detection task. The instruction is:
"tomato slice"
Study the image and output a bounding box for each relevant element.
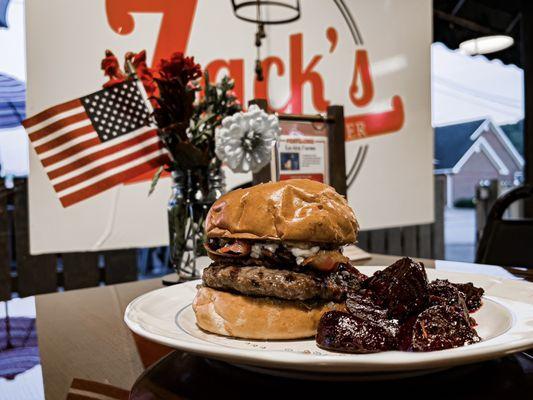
[205,240,251,257]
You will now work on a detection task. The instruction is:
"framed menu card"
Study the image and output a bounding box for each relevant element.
[274,120,329,184]
[250,100,347,196]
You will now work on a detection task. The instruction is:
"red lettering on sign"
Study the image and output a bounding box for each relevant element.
[349,50,374,107]
[345,95,405,140]
[105,0,198,66]
[104,4,406,146]
[287,33,329,114]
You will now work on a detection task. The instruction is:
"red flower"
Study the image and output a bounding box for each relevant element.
[158,52,202,84]
[125,50,158,100]
[101,50,126,88]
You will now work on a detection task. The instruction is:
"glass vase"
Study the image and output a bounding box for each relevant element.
[167,161,225,280]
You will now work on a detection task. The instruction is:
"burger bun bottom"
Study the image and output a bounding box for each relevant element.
[193,286,345,340]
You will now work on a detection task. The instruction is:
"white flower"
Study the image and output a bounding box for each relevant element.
[215,104,280,173]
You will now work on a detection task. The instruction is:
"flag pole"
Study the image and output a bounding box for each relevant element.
[125,59,175,164]
[124,59,156,125]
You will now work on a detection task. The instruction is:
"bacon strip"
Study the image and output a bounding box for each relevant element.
[219,240,251,255]
[205,240,251,257]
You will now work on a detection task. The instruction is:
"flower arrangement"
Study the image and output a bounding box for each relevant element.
[101,50,242,188]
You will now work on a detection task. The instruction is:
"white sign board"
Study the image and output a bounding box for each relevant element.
[25,0,433,254]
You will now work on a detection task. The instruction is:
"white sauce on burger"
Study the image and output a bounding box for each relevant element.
[289,245,320,265]
[250,242,279,258]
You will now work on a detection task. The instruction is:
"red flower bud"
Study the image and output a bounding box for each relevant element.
[101,50,126,88]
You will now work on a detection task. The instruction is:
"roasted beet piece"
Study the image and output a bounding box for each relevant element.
[427,279,479,325]
[345,291,388,322]
[362,257,429,320]
[411,304,481,352]
[316,311,398,353]
[396,315,418,351]
[428,279,468,308]
[452,282,484,312]
[324,263,367,298]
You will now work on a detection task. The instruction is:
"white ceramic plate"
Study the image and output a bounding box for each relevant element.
[124,267,533,373]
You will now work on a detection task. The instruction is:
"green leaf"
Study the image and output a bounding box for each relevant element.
[148,165,164,196]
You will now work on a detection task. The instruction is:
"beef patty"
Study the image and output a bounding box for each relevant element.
[202,264,364,302]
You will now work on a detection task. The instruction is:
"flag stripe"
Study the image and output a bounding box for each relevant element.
[34,124,95,154]
[59,154,170,207]
[25,106,85,134]
[29,112,88,141]
[44,128,158,172]
[32,118,92,148]
[55,145,165,192]
[41,137,101,167]
[52,140,163,189]
[57,149,167,196]
[47,130,159,180]
[22,98,82,129]
[38,131,100,159]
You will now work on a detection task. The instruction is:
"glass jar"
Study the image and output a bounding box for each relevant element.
[167,161,225,280]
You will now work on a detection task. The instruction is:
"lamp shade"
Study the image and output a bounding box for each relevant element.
[231,0,300,24]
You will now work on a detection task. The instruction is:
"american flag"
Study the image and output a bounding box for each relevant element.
[22,80,169,207]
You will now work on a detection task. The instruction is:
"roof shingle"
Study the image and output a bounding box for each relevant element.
[434,119,486,169]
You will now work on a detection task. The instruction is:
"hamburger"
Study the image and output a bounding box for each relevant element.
[193,179,362,339]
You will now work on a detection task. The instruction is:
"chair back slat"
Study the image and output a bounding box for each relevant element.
[417,224,433,258]
[13,180,57,297]
[432,175,446,259]
[103,250,138,284]
[0,180,11,300]
[401,226,418,257]
[356,231,369,250]
[62,252,100,290]
[385,228,402,256]
[369,230,386,253]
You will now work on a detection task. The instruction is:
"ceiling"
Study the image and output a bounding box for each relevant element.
[433,0,522,66]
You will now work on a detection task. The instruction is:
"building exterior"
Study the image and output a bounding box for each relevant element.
[434,118,524,207]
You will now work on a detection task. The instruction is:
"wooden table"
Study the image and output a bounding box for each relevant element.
[18,255,533,398]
